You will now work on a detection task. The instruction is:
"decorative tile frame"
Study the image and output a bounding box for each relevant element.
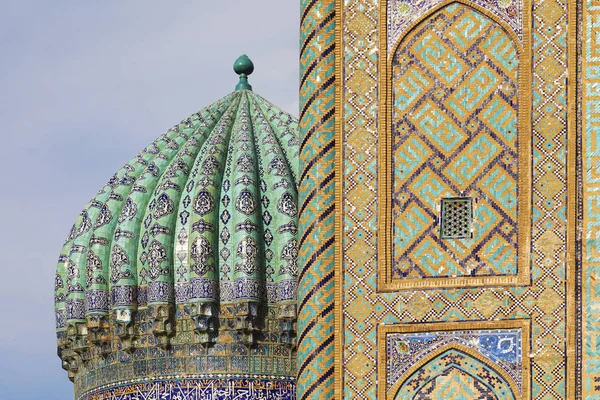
[387,0,526,51]
[378,320,531,399]
[579,0,600,397]
[378,0,533,290]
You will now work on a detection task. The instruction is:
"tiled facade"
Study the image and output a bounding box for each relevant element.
[324,0,577,398]
[580,0,600,396]
[297,0,338,399]
[55,1,600,399]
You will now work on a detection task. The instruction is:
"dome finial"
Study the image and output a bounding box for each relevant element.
[234,54,254,91]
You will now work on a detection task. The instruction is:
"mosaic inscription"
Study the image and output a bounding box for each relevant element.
[78,376,296,400]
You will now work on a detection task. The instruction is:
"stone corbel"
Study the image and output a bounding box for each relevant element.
[87,315,111,357]
[191,302,219,345]
[277,303,297,348]
[67,322,91,364]
[234,301,263,346]
[113,309,136,352]
[148,304,175,348]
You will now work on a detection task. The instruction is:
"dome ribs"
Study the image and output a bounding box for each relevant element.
[184,94,240,345]
[140,104,228,349]
[112,126,185,349]
[86,158,150,354]
[230,93,265,346]
[254,94,300,185]
[54,88,300,383]
[250,95,300,348]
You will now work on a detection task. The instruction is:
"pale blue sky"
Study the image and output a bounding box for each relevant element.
[0,1,298,398]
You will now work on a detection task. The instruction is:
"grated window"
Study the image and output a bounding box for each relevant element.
[440,198,472,239]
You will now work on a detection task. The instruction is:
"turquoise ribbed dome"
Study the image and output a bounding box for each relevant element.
[54,85,299,384]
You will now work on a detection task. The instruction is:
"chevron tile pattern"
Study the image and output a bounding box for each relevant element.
[297,0,337,398]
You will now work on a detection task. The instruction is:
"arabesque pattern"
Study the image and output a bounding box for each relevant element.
[386,328,523,392]
[387,0,525,51]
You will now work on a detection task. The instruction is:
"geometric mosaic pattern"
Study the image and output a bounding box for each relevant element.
[387,0,525,52]
[340,0,573,398]
[297,0,338,399]
[391,4,523,282]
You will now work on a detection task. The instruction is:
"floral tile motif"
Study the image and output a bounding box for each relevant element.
[387,0,524,52]
[386,328,523,391]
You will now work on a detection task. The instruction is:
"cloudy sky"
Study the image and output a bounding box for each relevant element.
[0,1,298,398]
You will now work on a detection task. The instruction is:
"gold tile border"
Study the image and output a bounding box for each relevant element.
[377,0,533,290]
[566,0,577,398]
[334,0,345,399]
[377,319,531,399]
